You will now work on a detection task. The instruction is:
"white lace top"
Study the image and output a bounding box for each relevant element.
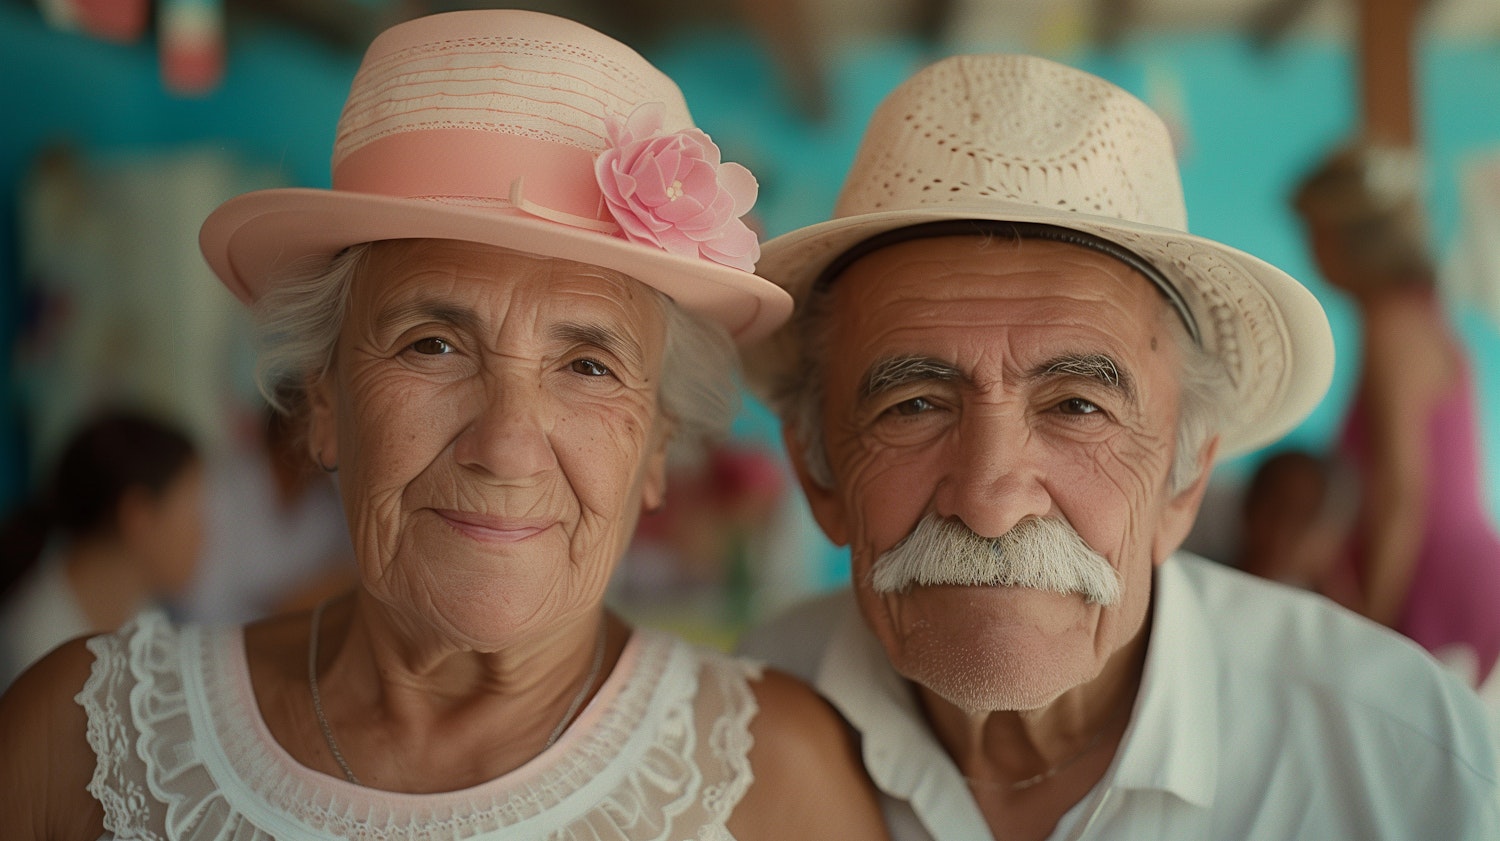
[77,611,761,841]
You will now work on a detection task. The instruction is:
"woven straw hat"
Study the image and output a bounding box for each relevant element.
[200,10,790,342]
[748,53,1333,458]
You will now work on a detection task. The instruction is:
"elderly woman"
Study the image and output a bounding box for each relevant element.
[0,11,888,841]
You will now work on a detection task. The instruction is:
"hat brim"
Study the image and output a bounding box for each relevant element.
[747,201,1334,459]
[199,188,792,344]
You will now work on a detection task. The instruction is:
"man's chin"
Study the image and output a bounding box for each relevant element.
[890,625,1084,714]
[865,584,1103,711]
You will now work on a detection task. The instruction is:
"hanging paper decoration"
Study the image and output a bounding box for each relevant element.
[159,0,225,95]
[34,0,225,95]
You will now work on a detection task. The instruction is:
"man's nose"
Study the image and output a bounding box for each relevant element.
[932,405,1051,538]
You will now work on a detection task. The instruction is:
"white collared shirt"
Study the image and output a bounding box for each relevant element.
[740,552,1500,840]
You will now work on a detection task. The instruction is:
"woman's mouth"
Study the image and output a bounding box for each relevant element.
[433,509,551,543]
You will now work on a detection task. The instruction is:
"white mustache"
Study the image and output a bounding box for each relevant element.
[869,515,1122,606]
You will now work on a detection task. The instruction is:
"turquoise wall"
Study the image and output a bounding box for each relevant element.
[4,8,1498,560]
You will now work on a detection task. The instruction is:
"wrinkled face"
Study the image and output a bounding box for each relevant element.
[794,236,1209,711]
[308,240,671,648]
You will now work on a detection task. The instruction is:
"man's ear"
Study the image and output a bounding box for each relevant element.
[306,372,340,473]
[1153,434,1220,565]
[781,423,850,547]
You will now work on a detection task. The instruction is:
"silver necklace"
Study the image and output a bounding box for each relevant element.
[307,599,608,786]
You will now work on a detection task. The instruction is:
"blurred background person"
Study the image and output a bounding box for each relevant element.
[0,408,204,687]
[1235,448,1356,591]
[1231,0,1500,694]
[1293,141,1500,689]
[173,400,355,624]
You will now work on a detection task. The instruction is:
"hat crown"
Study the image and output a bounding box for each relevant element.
[334,10,692,172]
[834,54,1188,231]
[200,9,791,343]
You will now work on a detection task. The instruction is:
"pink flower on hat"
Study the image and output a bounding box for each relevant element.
[596,103,760,272]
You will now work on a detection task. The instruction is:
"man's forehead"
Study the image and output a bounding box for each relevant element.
[826,236,1169,337]
[814,223,1199,346]
[815,237,1183,393]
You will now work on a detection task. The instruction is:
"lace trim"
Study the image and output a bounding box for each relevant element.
[698,658,763,825]
[78,610,169,841]
[78,614,759,840]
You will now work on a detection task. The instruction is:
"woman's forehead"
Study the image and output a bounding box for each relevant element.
[353,239,662,325]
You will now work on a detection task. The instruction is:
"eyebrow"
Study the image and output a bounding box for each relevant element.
[860,355,965,401]
[375,303,643,364]
[549,321,643,366]
[375,300,484,336]
[1027,353,1135,401]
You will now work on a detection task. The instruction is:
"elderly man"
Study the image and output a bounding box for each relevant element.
[740,54,1499,840]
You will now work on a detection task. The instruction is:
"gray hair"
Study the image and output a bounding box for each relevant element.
[252,242,739,465]
[775,260,1231,496]
[1165,311,1231,494]
[656,295,740,464]
[871,514,1122,605]
[254,244,369,415]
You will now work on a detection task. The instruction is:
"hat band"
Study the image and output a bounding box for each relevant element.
[334,130,612,225]
[812,219,1201,346]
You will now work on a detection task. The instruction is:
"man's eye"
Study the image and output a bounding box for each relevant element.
[410,337,452,355]
[890,397,935,416]
[1058,397,1101,415]
[570,358,612,377]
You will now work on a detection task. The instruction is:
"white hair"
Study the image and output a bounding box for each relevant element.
[252,242,739,465]
[871,514,1122,605]
[656,294,740,464]
[254,244,368,414]
[1166,310,1231,493]
[774,256,1231,496]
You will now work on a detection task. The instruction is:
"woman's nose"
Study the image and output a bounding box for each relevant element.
[453,377,559,482]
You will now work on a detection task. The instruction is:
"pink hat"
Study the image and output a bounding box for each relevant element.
[749,54,1334,458]
[200,10,790,343]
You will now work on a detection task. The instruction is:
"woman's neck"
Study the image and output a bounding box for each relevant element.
[298,594,627,791]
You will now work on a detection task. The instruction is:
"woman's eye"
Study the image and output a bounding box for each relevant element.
[570,358,612,377]
[410,337,452,355]
[1057,397,1101,415]
[889,396,935,417]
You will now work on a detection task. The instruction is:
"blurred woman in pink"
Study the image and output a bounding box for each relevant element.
[1294,143,1500,688]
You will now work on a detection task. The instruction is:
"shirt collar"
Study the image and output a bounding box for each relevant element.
[817,598,996,839]
[812,553,1220,823]
[1109,553,1219,807]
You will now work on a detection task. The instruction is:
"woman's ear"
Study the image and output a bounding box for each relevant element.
[306,373,340,473]
[640,414,674,514]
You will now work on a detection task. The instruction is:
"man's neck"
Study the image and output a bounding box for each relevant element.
[916,614,1151,841]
